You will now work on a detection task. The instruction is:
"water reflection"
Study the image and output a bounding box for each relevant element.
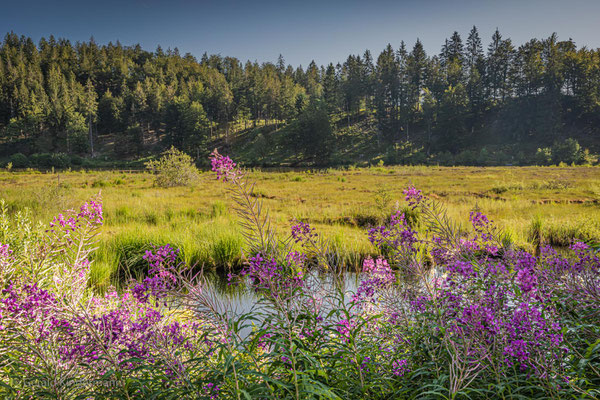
[198,270,363,336]
[201,270,362,310]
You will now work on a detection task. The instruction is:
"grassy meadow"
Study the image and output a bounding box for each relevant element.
[1,165,599,290]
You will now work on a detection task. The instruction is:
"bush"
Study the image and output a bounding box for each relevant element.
[579,148,597,165]
[454,149,479,166]
[551,138,584,165]
[145,146,199,187]
[434,151,454,166]
[9,153,29,168]
[29,153,52,168]
[476,147,492,166]
[70,154,84,166]
[50,153,70,169]
[29,153,71,169]
[534,147,552,165]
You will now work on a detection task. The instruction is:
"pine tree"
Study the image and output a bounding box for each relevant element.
[486,29,514,102]
[276,54,286,75]
[376,44,400,141]
[322,63,339,114]
[465,26,486,123]
[305,61,322,97]
[82,79,98,155]
[406,39,427,139]
[362,49,375,114]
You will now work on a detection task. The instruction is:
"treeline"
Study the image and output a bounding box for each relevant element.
[0,28,599,165]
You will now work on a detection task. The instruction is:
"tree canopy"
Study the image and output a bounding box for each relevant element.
[0,29,599,165]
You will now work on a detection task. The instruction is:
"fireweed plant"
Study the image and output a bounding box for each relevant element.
[0,152,597,399]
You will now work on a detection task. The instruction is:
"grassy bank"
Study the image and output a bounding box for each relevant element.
[1,165,599,290]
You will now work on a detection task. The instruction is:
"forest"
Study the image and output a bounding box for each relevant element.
[0,27,599,166]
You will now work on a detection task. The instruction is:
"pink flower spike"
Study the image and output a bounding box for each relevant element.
[210,149,240,182]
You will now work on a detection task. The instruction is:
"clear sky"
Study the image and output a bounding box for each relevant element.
[2,0,599,67]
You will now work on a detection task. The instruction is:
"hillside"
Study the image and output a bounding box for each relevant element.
[1,30,599,167]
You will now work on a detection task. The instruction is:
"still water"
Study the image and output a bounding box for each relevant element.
[199,270,362,314]
[195,270,363,336]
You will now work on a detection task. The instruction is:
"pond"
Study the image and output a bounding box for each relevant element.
[196,270,363,336]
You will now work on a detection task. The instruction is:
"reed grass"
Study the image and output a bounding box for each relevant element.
[1,165,598,289]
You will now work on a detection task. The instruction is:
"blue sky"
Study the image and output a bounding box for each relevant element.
[2,0,599,67]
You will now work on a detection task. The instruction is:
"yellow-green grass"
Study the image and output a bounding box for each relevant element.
[1,165,599,291]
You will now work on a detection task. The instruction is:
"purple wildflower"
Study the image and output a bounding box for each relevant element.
[202,383,220,399]
[354,257,395,303]
[391,359,409,377]
[210,149,240,182]
[290,219,317,244]
[403,185,423,208]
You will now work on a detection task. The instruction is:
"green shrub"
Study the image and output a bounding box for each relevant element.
[9,153,29,168]
[145,146,199,187]
[579,148,597,165]
[551,138,585,165]
[70,154,84,166]
[29,153,71,169]
[435,151,454,166]
[51,153,70,168]
[534,147,552,165]
[29,153,52,168]
[408,150,428,165]
[454,149,479,166]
